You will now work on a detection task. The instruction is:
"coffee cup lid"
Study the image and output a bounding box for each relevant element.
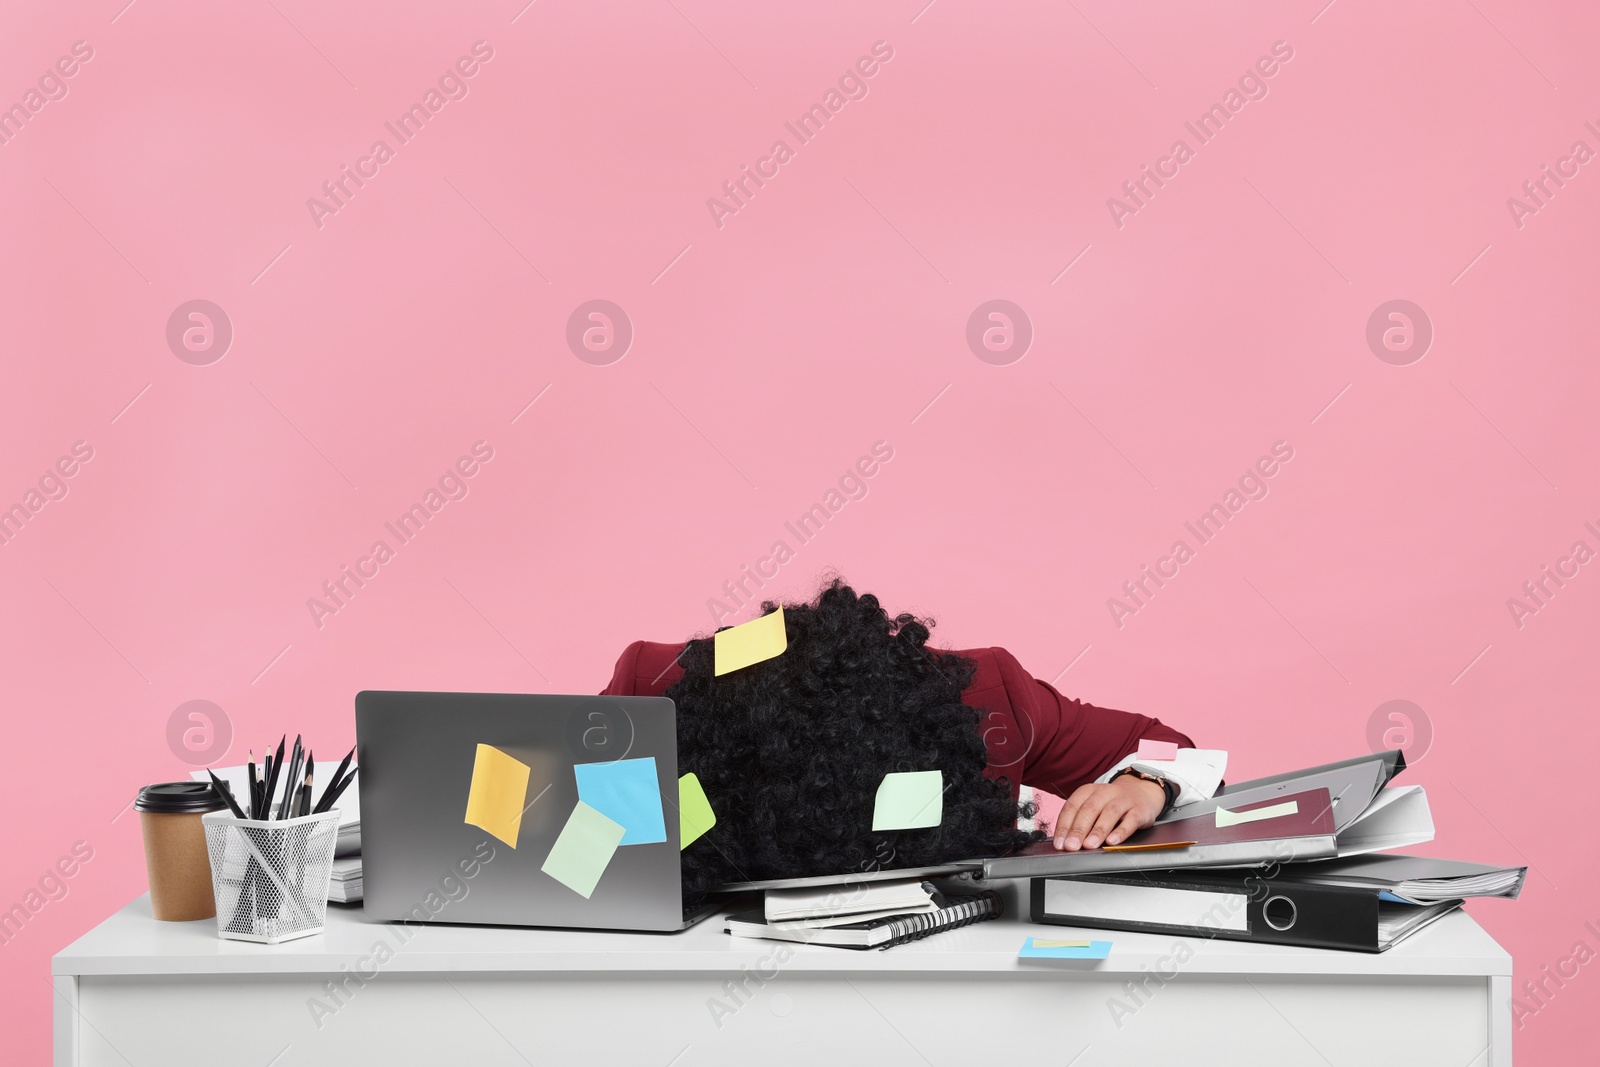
[134,782,227,814]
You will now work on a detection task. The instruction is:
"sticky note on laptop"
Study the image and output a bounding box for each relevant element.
[463,744,532,848]
[1215,799,1298,828]
[1136,739,1178,761]
[1020,937,1112,959]
[574,757,667,845]
[872,770,943,831]
[714,607,787,675]
[678,772,716,849]
[541,801,625,898]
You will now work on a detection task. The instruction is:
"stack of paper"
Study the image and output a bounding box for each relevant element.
[1285,854,1527,904]
[763,878,940,930]
[327,855,364,903]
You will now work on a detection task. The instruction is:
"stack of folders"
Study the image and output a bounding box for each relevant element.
[725,878,1004,950]
[1019,751,1528,953]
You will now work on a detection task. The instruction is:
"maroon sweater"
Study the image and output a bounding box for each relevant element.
[600,641,1194,801]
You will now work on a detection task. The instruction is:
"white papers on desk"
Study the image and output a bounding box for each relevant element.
[327,856,363,903]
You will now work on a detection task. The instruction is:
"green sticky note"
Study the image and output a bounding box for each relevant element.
[872,770,943,831]
[1215,799,1298,828]
[678,772,716,849]
[541,801,625,898]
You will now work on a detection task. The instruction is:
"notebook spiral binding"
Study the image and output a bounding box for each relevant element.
[879,890,1004,950]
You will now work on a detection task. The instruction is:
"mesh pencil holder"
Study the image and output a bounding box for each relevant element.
[202,810,340,944]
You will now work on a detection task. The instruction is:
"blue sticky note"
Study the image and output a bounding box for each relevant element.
[1019,937,1113,959]
[1378,891,1408,903]
[573,757,667,845]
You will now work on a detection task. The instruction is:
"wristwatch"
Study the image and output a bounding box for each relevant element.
[1111,766,1179,815]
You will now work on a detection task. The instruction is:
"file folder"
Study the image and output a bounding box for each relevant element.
[1031,868,1462,952]
[984,786,1343,879]
[983,750,1434,880]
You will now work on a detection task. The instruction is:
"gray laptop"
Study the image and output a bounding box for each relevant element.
[356,690,720,932]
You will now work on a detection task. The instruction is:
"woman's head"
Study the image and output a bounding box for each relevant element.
[668,580,1038,896]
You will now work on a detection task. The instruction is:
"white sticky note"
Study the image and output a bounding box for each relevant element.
[1215,800,1298,828]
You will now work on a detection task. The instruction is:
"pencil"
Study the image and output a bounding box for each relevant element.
[207,771,246,819]
[317,766,358,813]
[315,746,355,813]
[263,735,285,820]
[247,749,258,819]
[278,735,303,819]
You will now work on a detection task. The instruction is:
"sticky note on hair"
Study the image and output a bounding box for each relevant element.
[574,757,667,845]
[678,772,716,849]
[714,607,787,675]
[1020,938,1112,959]
[463,744,532,848]
[1215,799,1298,828]
[1136,739,1178,761]
[541,801,625,898]
[871,770,943,831]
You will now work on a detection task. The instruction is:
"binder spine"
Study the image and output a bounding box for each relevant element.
[1031,877,1383,952]
[880,890,1003,950]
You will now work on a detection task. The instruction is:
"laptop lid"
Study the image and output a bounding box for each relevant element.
[356,690,685,932]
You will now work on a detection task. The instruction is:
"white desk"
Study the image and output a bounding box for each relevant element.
[54,887,1512,1066]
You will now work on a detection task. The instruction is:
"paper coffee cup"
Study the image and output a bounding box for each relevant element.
[136,782,226,921]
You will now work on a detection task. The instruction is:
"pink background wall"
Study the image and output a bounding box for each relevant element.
[3,0,1597,1061]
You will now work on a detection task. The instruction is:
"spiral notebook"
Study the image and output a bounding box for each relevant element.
[725,889,1004,950]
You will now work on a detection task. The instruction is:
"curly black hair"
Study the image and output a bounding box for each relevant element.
[669,580,1041,897]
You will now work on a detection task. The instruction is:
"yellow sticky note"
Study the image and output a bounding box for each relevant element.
[464,744,532,848]
[1215,799,1298,828]
[541,801,626,898]
[1031,939,1093,948]
[679,772,716,849]
[872,770,944,831]
[714,607,787,676]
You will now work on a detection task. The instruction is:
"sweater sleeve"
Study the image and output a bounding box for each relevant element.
[990,647,1195,799]
[599,640,687,697]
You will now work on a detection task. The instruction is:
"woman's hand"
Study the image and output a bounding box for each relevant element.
[1051,775,1167,851]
